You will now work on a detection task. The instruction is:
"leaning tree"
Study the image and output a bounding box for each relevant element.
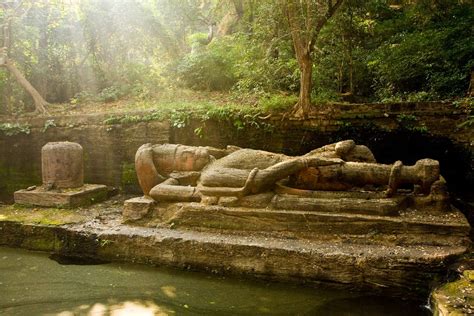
[0,0,48,114]
[281,0,344,117]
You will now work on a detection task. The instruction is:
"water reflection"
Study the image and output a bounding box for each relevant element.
[56,300,173,316]
[0,247,429,315]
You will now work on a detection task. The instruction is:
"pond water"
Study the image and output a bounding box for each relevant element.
[0,247,430,315]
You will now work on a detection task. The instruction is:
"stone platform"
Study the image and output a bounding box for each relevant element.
[14,184,108,208]
[0,196,470,296]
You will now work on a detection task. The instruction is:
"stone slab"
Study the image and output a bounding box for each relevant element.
[0,196,470,296]
[0,218,469,296]
[271,194,401,216]
[14,184,108,208]
[123,196,155,222]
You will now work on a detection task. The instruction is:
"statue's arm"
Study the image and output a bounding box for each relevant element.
[149,178,200,202]
[135,144,166,196]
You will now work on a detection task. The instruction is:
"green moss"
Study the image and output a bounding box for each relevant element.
[433,273,474,316]
[175,219,246,231]
[0,204,91,225]
[463,270,474,282]
[87,189,108,206]
[22,237,62,251]
[121,163,138,186]
[0,163,41,197]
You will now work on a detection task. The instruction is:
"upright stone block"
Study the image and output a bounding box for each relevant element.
[42,142,83,189]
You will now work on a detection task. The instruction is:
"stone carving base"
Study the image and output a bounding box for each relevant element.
[123,195,469,248]
[14,184,108,208]
[0,196,470,296]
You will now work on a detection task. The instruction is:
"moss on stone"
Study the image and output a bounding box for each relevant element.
[432,271,474,315]
[21,236,62,251]
[0,204,92,225]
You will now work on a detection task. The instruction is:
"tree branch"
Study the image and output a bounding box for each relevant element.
[313,0,344,42]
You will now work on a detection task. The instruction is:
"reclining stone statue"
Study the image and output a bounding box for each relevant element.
[135,140,442,205]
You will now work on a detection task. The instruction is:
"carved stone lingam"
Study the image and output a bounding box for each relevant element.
[14,142,108,208]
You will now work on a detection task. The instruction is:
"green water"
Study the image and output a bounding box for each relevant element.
[0,247,429,315]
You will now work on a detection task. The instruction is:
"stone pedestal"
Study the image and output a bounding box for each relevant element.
[14,184,108,208]
[14,141,108,208]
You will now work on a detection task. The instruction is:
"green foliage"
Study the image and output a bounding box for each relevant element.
[103,110,165,125]
[0,123,31,136]
[175,37,238,91]
[70,91,95,105]
[176,37,239,91]
[169,109,191,128]
[97,86,127,103]
[258,94,297,112]
[396,114,428,133]
[42,119,56,132]
[102,101,275,135]
[455,97,474,129]
[1,0,472,114]
[232,36,299,95]
[367,3,474,100]
[121,163,138,186]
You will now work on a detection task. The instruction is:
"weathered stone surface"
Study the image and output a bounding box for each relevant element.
[42,142,83,189]
[270,194,400,216]
[137,140,448,212]
[0,213,467,297]
[147,202,470,246]
[14,184,107,208]
[123,196,155,222]
[0,195,470,296]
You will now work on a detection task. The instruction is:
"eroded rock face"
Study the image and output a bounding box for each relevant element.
[42,142,84,189]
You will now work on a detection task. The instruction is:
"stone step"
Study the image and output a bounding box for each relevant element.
[148,202,470,247]
[0,220,468,296]
[271,194,400,216]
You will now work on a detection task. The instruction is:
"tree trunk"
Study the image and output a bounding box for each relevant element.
[295,53,312,117]
[3,59,48,114]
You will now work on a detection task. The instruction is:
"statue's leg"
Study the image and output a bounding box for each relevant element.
[251,157,343,193]
[200,167,251,188]
[199,157,342,197]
